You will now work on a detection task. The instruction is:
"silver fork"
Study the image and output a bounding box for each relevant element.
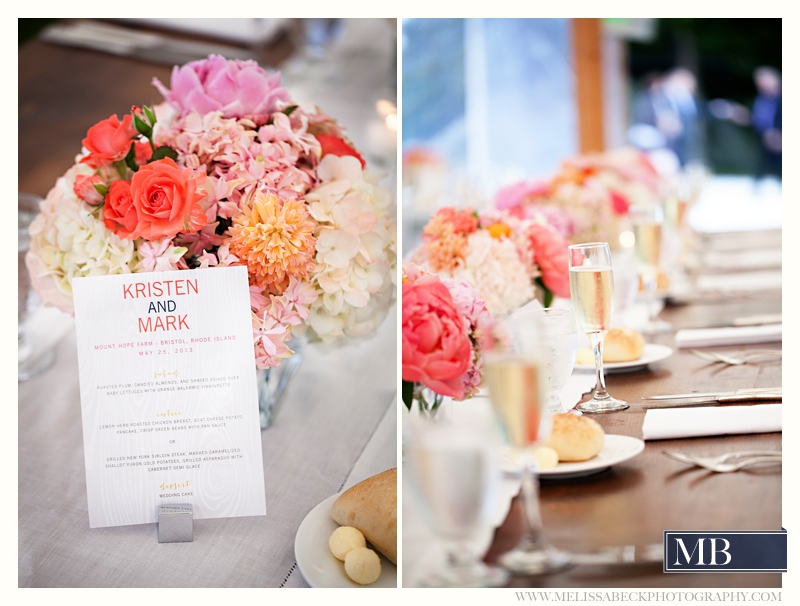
[663,450,782,472]
[689,349,782,365]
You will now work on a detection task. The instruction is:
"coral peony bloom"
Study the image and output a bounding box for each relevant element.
[103,180,139,239]
[528,224,570,298]
[402,278,471,399]
[128,158,207,241]
[81,114,138,168]
[152,54,289,123]
[317,134,366,168]
[73,174,106,205]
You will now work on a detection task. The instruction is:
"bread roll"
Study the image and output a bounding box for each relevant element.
[575,327,644,365]
[546,413,604,462]
[602,328,645,362]
[331,468,397,564]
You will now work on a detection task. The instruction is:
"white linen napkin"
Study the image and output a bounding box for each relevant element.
[642,404,782,441]
[674,323,782,348]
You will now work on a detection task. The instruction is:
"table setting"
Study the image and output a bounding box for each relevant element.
[18,19,398,588]
[401,145,782,588]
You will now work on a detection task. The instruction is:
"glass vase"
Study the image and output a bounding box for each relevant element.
[257,336,305,429]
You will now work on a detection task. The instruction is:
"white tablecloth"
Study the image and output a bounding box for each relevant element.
[18,305,397,587]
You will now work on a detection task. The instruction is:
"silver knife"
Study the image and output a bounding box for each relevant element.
[641,387,780,401]
[643,393,782,409]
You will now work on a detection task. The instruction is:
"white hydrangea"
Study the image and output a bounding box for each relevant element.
[445,230,535,317]
[304,155,396,344]
[25,166,139,314]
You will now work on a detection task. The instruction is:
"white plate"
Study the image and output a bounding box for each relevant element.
[575,343,673,374]
[294,493,397,588]
[540,434,645,479]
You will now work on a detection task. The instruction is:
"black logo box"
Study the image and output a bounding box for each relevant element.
[664,530,786,572]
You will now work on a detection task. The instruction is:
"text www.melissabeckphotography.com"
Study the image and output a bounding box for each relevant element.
[515,591,782,602]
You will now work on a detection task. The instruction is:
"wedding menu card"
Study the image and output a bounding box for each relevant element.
[72,266,266,528]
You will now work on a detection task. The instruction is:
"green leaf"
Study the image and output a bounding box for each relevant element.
[149,146,179,162]
[536,277,554,308]
[133,115,152,137]
[402,380,414,411]
[143,105,156,126]
[281,105,298,116]
[124,142,139,172]
[93,183,108,196]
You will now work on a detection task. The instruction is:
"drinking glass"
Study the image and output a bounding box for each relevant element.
[630,205,672,334]
[483,317,572,575]
[568,242,628,413]
[511,308,576,415]
[19,193,55,381]
[406,412,509,587]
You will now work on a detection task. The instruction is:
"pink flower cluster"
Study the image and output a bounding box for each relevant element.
[494,147,664,247]
[26,55,396,370]
[411,206,570,316]
[402,265,491,400]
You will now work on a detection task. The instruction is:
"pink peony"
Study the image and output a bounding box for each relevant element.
[402,278,471,399]
[152,54,290,124]
[527,224,570,298]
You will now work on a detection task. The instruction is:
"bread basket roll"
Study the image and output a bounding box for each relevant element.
[546,413,604,462]
[602,327,645,362]
[331,468,397,564]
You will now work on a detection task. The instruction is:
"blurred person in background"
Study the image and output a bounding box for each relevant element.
[659,67,703,167]
[752,66,782,179]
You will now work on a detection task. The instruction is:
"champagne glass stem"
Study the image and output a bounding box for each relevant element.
[590,332,609,399]
[518,458,548,548]
[645,274,658,326]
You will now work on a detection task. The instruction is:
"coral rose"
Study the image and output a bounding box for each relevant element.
[81,114,138,168]
[103,180,138,239]
[402,278,471,399]
[528,224,570,298]
[152,54,289,124]
[128,158,207,241]
[73,174,105,205]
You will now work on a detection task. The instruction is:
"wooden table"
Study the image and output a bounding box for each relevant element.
[485,255,782,588]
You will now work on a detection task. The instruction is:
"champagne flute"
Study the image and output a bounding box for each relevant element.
[630,205,672,334]
[406,412,509,587]
[484,318,572,575]
[568,242,628,413]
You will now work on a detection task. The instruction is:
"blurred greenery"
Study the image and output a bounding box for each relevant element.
[19,19,60,47]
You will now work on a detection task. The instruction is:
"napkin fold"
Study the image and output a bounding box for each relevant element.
[642,404,782,441]
[674,323,782,348]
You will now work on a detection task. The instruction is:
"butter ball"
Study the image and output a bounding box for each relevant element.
[344,547,382,585]
[329,526,366,561]
[533,446,559,469]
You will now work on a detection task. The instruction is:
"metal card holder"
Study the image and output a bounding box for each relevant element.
[157,504,193,543]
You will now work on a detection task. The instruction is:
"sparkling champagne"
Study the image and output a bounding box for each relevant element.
[633,222,662,277]
[484,357,545,447]
[569,266,614,334]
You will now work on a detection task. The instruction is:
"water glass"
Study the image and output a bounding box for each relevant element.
[19,193,55,381]
[406,412,508,587]
[511,308,576,414]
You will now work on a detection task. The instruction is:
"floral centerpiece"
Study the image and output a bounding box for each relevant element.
[409,206,570,315]
[401,264,491,414]
[496,147,662,247]
[26,55,396,373]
